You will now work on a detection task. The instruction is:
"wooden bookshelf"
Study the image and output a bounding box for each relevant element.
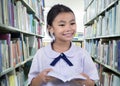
[0,0,44,85]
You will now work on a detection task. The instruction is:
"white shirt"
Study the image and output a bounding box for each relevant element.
[28,42,99,86]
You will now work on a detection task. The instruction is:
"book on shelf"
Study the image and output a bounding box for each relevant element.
[11,39,23,66]
[2,0,9,25]
[116,0,120,35]
[112,74,120,86]
[8,73,17,86]
[0,33,11,72]
[22,36,29,60]
[96,16,102,36]
[117,40,120,72]
[108,41,113,66]
[100,72,120,86]
[8,0,13,26]
[37,38,42,49]
[0,0,2,24]
[47,71,86,82]
[28,36,37,56]
[0,41,2,73]
[16,0,23,29]
[101,15,107,36]
[112,5,117,35]
[112,40,117,69]
[0,75,9,86]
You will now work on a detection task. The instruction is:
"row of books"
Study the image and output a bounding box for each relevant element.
[84,0,120,85]
[101,72,120,86]
[84,1,120,38]
[0,0,44,85]
[84,0,118,25]
[25,0,44,15]
[0,0,43,35]
[23,0,45,23]
[0,33,42,73]
[94,63,120,86]
[0,68,26,86]
[85,39,120,72]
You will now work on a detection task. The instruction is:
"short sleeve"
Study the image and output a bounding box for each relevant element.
[83,50,99,81]
[28,50,40,85]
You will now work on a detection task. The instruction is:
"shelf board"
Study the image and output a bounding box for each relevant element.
[72,40,83,42]
[21,57,33,65]
[15,57,33,68]
[0,57,33,77]
[0,24,44,38]
[21,0,35,14]
[84,0,118,25]
[93,58,120,76]
[85,34,120,40]
[0,24,21,32]
[0,67,14,77]
[34,14,40,21]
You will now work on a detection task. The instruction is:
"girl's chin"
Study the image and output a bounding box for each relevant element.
[64,38,73,41]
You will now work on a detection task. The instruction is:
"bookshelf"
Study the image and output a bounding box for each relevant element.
[0,0,44,86]
[72,32,84,48]
[72,40,84,48]
[84,0,120,85]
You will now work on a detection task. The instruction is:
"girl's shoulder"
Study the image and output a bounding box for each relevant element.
[72,44,90,56]
[72,44,85,52]
[37,43,51,52]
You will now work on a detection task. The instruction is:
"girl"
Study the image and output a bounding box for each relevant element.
[28,4,99,86]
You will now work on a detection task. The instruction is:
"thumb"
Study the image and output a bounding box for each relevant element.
[45,68,53,74]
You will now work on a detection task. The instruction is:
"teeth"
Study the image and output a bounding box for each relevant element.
[64,33,72,36]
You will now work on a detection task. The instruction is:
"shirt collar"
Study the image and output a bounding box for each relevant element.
[43,42,75,58]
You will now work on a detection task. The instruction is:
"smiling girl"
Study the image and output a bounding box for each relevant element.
[28,4,99,86]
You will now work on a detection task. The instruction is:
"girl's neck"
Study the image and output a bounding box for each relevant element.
[52,41,71,53]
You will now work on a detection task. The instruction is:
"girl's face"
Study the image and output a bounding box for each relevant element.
[50,12,76,42]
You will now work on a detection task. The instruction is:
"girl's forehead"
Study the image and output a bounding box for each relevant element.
[56,12,74,17]
[54,12,75,21]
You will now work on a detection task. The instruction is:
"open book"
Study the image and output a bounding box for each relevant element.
[47,71,86,82]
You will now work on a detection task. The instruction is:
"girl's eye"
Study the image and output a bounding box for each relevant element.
[59,24,65,26]
[71,22,75,25]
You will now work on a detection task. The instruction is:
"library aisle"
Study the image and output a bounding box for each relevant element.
[0,0,120,86]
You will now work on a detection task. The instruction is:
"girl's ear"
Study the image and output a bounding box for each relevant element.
[47,25,54,33]
[47,25,51,30]
[47,25,55,39]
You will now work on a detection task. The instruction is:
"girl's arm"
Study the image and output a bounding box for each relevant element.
[30,74,43,86]
[81,73,95,86]
[30,68,53,86]
[72,73,95,86]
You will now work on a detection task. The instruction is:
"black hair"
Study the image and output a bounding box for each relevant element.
[46,4,75,37]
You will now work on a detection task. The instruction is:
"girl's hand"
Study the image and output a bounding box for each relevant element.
[38,68,57,83]
[30,68,57,86]
[72,73,95,86]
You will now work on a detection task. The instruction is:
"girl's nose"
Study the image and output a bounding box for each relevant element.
[66,25,72,31]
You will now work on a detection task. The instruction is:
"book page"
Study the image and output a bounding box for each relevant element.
[47,71,86,82]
